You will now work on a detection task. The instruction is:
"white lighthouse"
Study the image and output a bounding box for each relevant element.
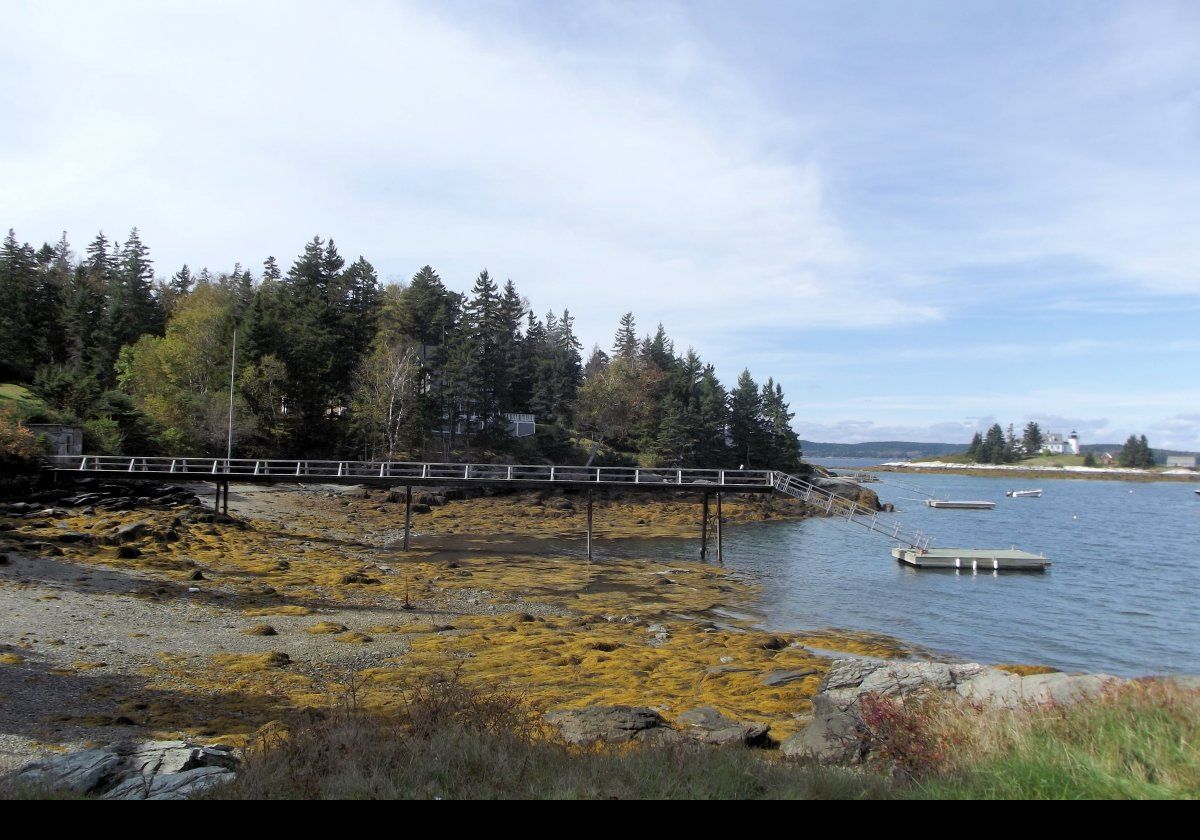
[1068,430,1080,455]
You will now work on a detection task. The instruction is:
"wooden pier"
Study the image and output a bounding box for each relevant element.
[892,547,1050,572]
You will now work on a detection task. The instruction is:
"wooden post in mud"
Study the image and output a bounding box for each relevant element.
[586,490,594,562]
[221,482,228,516]
[403,485,413,551]
[716,492,723,564]
[700,492,710,560]
[213,483,220,514]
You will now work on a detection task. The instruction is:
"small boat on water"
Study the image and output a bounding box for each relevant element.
[925,499,996,510]
[1006,489,1043,498]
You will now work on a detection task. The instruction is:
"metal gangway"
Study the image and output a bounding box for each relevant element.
[46,456,931,552]
[771,471,932,550]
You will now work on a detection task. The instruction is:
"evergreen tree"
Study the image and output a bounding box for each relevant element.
[966,432,983,459]
[1138,435,1154,468]
[1022,421,1043,456]
[980,423,1007,464]
[651,395,692,466]
[761,378,802,471]
[728,369,765,467]
[461,269,506,434]
[0,230,39,380]
[645,323,675,372]
[262,256,282,283]
[583,344,608,379]
[612,312,638,359]
[693,364,731,467]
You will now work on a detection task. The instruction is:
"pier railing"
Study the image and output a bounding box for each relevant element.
[771,471,932,550]
[46,456,930,549]
[50,456,776,492]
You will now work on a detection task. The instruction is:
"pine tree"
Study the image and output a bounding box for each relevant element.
[694,364,731,467]
[583,344,608,379]
[645,323,675,372]
[728,369,765,467]
[262,256,282,283]
[612,312,638,359]
[966,432,983,459]
[341,256,381,357]
[0,230,39,380]
[761,378,802,471]
[1138,435,1154,468]
[462,269,506,434]
[651,395,692,466]
[1022,421,1043,457]
[981,423,1007,464]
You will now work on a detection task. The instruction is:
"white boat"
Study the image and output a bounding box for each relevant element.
[1005,489,1043,498]
[925,499,996,510]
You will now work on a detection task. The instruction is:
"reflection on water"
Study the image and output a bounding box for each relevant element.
[620,471,1200,676]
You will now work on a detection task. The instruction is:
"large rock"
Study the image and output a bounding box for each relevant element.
[787,658,1130,764]
[102,766,235,800]
[544,705,680,746]
[779,691,862,763]
[675,707,773,748]
[112,520,150,543]
[958,669,1119,707]
[5,741,238,799]
[10,747,124,795]
[761,668,818,687]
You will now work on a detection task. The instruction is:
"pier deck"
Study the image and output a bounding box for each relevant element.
[892,546,1050,572]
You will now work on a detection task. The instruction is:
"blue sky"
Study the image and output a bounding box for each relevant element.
[2,1,1198,448]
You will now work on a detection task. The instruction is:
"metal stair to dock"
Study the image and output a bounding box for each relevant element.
[771,471,933,550]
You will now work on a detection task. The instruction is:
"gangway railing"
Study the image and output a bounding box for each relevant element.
[771,471,932,550]
[52,456,775,492]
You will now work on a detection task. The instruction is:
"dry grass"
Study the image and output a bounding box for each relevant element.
[200,675,895,800]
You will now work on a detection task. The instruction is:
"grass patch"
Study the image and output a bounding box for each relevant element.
[0,383,46,414]
[916,681,1200,799]
[306,621,349,635]
[201,677,896,800]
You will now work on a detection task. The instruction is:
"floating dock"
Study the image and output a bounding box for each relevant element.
[925,499,996,510]
[892,546,1051,572]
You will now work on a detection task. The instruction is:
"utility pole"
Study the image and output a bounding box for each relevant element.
[226,328,237,462]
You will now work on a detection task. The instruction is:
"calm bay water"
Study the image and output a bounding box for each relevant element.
[619,464,1200,676]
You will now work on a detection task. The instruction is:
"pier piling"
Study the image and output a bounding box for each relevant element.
[403,485,412,551]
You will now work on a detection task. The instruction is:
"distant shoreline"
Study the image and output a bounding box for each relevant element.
[871,461,1200,483]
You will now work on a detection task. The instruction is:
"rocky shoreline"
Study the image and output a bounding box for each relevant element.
[8,472,1178,799]
[876,461,1199,483]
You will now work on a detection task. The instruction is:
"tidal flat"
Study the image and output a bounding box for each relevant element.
[0,483,909,766]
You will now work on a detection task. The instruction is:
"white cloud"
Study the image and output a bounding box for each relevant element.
[0,0,930,349]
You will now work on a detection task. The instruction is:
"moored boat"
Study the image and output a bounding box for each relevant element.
[1005,489,1043,498]
[925,499,996,510]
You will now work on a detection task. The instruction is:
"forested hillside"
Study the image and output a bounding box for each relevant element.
[0,228,802,470]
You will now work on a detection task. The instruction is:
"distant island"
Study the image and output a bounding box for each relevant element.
[802,441,967,459]
[803,439,1197,464]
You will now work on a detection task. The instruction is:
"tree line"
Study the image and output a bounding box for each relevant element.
[0,228,803,471]
[964,421,1156,468]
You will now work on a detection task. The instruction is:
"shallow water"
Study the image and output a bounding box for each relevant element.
[617,468,1200,676]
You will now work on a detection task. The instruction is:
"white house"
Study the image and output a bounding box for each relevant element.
[1042,431,1080,456]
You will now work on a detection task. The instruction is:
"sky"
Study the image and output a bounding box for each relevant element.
[2,0,1198,449]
